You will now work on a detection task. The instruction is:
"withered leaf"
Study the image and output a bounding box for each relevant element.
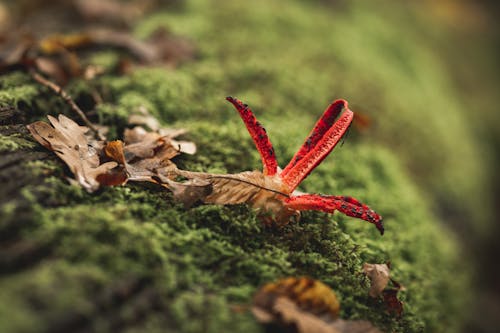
[103,113,196,185]
[126,108,196,155]
[382,289,404,317]
[104,139,177,184]
[162,178,212,208]
[28,110,194,192]
[27,115,116,192]
[362,263,390,298]
[172,169,288,206]
[253,277,340,319]
[252,277,382,333]
[362,263,405,317]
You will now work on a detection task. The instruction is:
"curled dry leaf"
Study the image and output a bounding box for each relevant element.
[27,115,116,192]
[104,137,178,184]
[102,117,196,184]
[252,277,382,333]
[100,111,196,185]
[362,263,390,298]
[126,108,196,155]
[362,263,405,317]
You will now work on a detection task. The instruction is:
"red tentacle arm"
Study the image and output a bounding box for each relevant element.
[226,97,278,176]
[281,108,354,191]
[281,99,347,175]
[284,194,384,234]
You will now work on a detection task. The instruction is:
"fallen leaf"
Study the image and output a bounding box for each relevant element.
[27,115,116,192]
[165,168,307,225]
[103,138,178,184]
[382,289,403,317]
[125,108,196,155]
[252,277,382,333]
[123,127,192,162]
[253,277,340,319]
[28,109,194,192]
[101,113,196,185]
[362,262,405,317]
[172,170,285,205]
[161,178,212,208]
[383,278,405,317]
[362,263,390,297]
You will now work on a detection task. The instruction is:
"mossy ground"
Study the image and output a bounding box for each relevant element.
[0,0,483,332]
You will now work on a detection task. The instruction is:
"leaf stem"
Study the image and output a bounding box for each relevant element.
[29,70,105,140]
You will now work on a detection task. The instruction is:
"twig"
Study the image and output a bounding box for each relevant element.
[29,70,105,140]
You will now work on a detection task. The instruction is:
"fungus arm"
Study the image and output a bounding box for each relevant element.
[281,99,347,176]
[226,97,278,176]
[281,108,353,191]
[285,194,384,234]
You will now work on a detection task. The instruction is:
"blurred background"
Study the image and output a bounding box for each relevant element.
[1,0,499,332]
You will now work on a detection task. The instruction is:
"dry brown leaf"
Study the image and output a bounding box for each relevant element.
[362,263,390,298]
[253,277,340,318]
[362,263,405,317]
[28,110,194,192]
[103,138,176,184]
[173,170,285,205]
[164,168,300,225]
[161,178,213,208]
[252,277,382,333]
[382,288,404,318]
[27,115,116,192]
[102,116,196,185]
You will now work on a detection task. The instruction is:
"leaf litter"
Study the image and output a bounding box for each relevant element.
[28,109,196,193]
[251,277,382,333]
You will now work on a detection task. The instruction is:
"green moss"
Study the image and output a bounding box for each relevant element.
[0,124,468,333]
[0,99,458,328]
[0,133,37,152]
[0,72,39,109]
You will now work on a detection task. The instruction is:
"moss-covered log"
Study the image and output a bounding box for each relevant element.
[1,0,489,332]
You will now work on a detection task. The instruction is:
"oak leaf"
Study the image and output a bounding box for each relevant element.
[27,115,116,192]
[28,111,196,192]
